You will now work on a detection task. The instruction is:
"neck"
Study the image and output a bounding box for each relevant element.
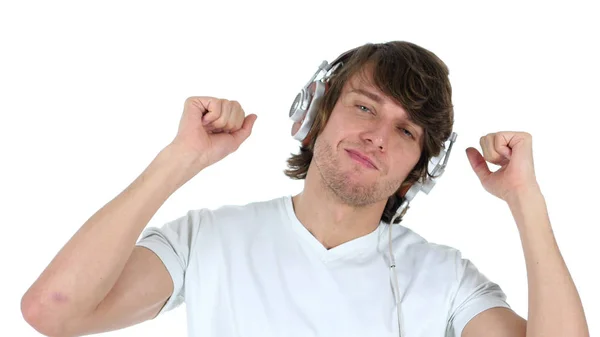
[291,171,385,250]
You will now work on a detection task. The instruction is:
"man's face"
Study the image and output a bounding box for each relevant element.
[312,68,424,207]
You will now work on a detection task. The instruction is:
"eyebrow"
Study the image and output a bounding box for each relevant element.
[349,88,384,104]
[349,87,421,130]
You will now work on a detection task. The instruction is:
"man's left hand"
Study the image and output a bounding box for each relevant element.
[466,131,539,202]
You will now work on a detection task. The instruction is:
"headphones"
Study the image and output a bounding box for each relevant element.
[289,47,458,336]
[288,48,458,222]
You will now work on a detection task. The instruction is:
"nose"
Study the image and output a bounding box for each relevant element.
[362,124,391,151]
[365,136,384,150]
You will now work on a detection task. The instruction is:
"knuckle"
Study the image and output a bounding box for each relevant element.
[184,96,197,107]
[185,96,205,104]
[212,100,224,114]
[212,118,227,128]
[232,101,243,114]
[226,123,237,131]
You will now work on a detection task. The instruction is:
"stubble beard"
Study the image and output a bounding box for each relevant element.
[313,139,400,208]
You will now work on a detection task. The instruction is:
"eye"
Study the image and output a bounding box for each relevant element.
[398,128,414,139]
[356,105,372,114]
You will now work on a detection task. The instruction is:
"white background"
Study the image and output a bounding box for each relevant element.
[1,0,598,336]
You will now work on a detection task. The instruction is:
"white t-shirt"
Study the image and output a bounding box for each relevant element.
[136,195,510,337]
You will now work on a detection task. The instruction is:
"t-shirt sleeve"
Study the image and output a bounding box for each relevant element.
[135,209,206,316]
[446,253,512,337]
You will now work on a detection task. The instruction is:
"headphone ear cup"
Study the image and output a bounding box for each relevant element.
[299,81,332,147]
[301,132,313,148]
[289,89,308,123]
[291,121,313,148]
[291,81,326,142]
[398,184,412,198]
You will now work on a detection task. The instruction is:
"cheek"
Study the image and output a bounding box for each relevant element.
[331,114,366,140]
[319,112,353,143]
[390,148,421,175]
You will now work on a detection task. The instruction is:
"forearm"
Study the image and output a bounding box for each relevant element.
[507,188,589,337]
[22,145,198,322]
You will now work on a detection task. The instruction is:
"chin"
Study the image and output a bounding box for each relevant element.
[343,173,379,190]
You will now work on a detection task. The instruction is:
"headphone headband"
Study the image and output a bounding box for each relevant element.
[288,48,457,224]
[324,48,355,75]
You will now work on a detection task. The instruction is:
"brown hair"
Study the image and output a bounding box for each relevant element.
[284,41,454,224]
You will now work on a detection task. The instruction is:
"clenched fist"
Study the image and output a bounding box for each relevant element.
[170,96,257,171]
[466,131,539,203]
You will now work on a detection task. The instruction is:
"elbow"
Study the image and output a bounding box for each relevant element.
[21,292,71,337]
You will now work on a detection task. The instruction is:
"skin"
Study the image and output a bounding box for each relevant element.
[461,134,589,337]
[293,69,424,249]
[20,97,258,337]
[21,66,589,337]
[294,67,590,337]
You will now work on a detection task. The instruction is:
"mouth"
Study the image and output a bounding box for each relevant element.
[345,149,378,170]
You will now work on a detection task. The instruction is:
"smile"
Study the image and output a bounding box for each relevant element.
[345,149,378,170]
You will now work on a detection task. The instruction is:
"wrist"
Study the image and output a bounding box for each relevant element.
[148,144,208,194]
[505,182,542,208]
[505,184,550,230]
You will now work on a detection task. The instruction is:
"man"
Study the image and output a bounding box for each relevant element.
[21,41,589,337]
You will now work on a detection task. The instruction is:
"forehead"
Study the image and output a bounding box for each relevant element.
[342,68,416,123]
[342,67,399,107]
[343,66,380,95]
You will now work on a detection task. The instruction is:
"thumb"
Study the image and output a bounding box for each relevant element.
[466,147,491,182]
[231,114,257,144]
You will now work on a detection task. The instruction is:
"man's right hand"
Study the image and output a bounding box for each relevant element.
[20,96,257,337]
[169,96,257,171]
